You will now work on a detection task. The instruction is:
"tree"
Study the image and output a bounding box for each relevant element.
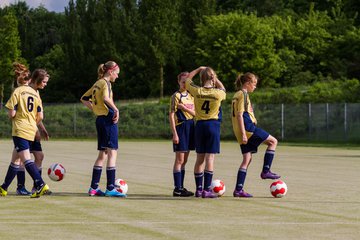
[138,0,182,99]
[0,11,22,106]
[194,12,284,89]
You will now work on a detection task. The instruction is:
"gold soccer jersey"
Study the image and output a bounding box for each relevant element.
[185,79,226,121]
[5,85,43,141]
[231,90,257,143]
[169,91,194,125]
[81,79,112,116]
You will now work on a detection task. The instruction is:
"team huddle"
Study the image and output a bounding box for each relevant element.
[0,61,280,199]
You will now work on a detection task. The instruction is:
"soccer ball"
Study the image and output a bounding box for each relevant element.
[114,178,128,194]
[210,179,226,196]
[48,163,66,181]
[270,180,287,198]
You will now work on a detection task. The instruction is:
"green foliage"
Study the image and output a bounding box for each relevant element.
[0,11,22,103]
[195,12,284,90]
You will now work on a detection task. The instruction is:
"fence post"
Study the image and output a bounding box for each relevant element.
[281,103,284,141]
[344,103,347,141]
[326,103,329,142]
[74,104,77,136]
[308,103,312,140]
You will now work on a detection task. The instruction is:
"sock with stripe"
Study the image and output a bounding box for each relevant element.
[1,163,20,190]
[106,167,116,191]
[91,166,102,189]
[235,168,247,191]
[203,170,214,191]
[263,150,275,173]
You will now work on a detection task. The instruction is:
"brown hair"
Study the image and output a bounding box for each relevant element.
[13,62,31,87]
[31,69,49,86]
[199,67,216,86]
[235,72,257,90]
[177,72,189,81]
[98,61,119,79]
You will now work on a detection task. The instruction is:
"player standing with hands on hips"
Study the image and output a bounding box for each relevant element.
[185,66,226,198]
[81,61,125,197]
[169,72,195,197]
[231,72,280,198]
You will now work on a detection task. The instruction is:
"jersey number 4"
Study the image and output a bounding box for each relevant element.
[201,100,210,114]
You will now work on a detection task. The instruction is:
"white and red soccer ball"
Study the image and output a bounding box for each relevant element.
[48,163,66,181]
[210,179,226,196]
[270,180,287,198]
[115,178,128,194]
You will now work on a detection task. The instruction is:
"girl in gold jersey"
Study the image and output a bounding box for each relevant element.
[231,73,280,198]
[169,72,195,197]
[81,61,125,197]
[185,66,226,198]
[0,63,49,198]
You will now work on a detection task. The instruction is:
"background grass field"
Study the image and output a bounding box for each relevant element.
[0,140,359,240]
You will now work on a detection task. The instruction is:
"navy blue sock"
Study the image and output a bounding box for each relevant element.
[38,167,42,177]
[17,167,26,188]
[236,168,247,191]
[24,160,44,189]
[181,169,185,188]
[203,170,213,191]
[106,167,116,191]
[91,166,102,189]
[263,150,275,173]
[173,171,182,190]
[1,163,20,190]
[194,172,204,191]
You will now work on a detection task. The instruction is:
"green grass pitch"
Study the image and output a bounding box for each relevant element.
[0,140,359,239]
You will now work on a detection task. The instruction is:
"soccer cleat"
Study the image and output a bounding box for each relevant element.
[30,184,50,198]
[233,189,253,198]
[260,171,281,180]
[182,188,194,197]
[88,187,105,196]
[0,186,8,197]
[173,188,194,197]
[16,186,31,196]
[105,189,126,198]
[201,190,218,198]
[195,190,203,198]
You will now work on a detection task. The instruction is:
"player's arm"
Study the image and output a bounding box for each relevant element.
[237,112,248,144]
[169,111,179,144]
[103,96,119,124]
[187,66,206,80]
[36,111,43,125]
[37,121,49,140]
[178,103,195,116]
[80,88,93,111]
[7,109,16,119]
[214,77,226,91]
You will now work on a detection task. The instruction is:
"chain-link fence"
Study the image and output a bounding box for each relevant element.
[1,102,359,142]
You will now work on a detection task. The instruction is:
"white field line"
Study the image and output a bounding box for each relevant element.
[0,221,359,225]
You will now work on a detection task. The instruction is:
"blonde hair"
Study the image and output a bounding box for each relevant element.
[199,67,216,87]
[235,72,257,90]
[13,62,31,87]
[98,61,119,79]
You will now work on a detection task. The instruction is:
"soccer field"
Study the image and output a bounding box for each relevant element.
[0,140,359,240]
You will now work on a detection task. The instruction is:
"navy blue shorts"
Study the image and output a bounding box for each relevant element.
[173,120,195,152]
[195,120,221,154]
[96,113,118,151]
[13,136,32,152]
[240,127,269,154]
[30,140,42,152]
